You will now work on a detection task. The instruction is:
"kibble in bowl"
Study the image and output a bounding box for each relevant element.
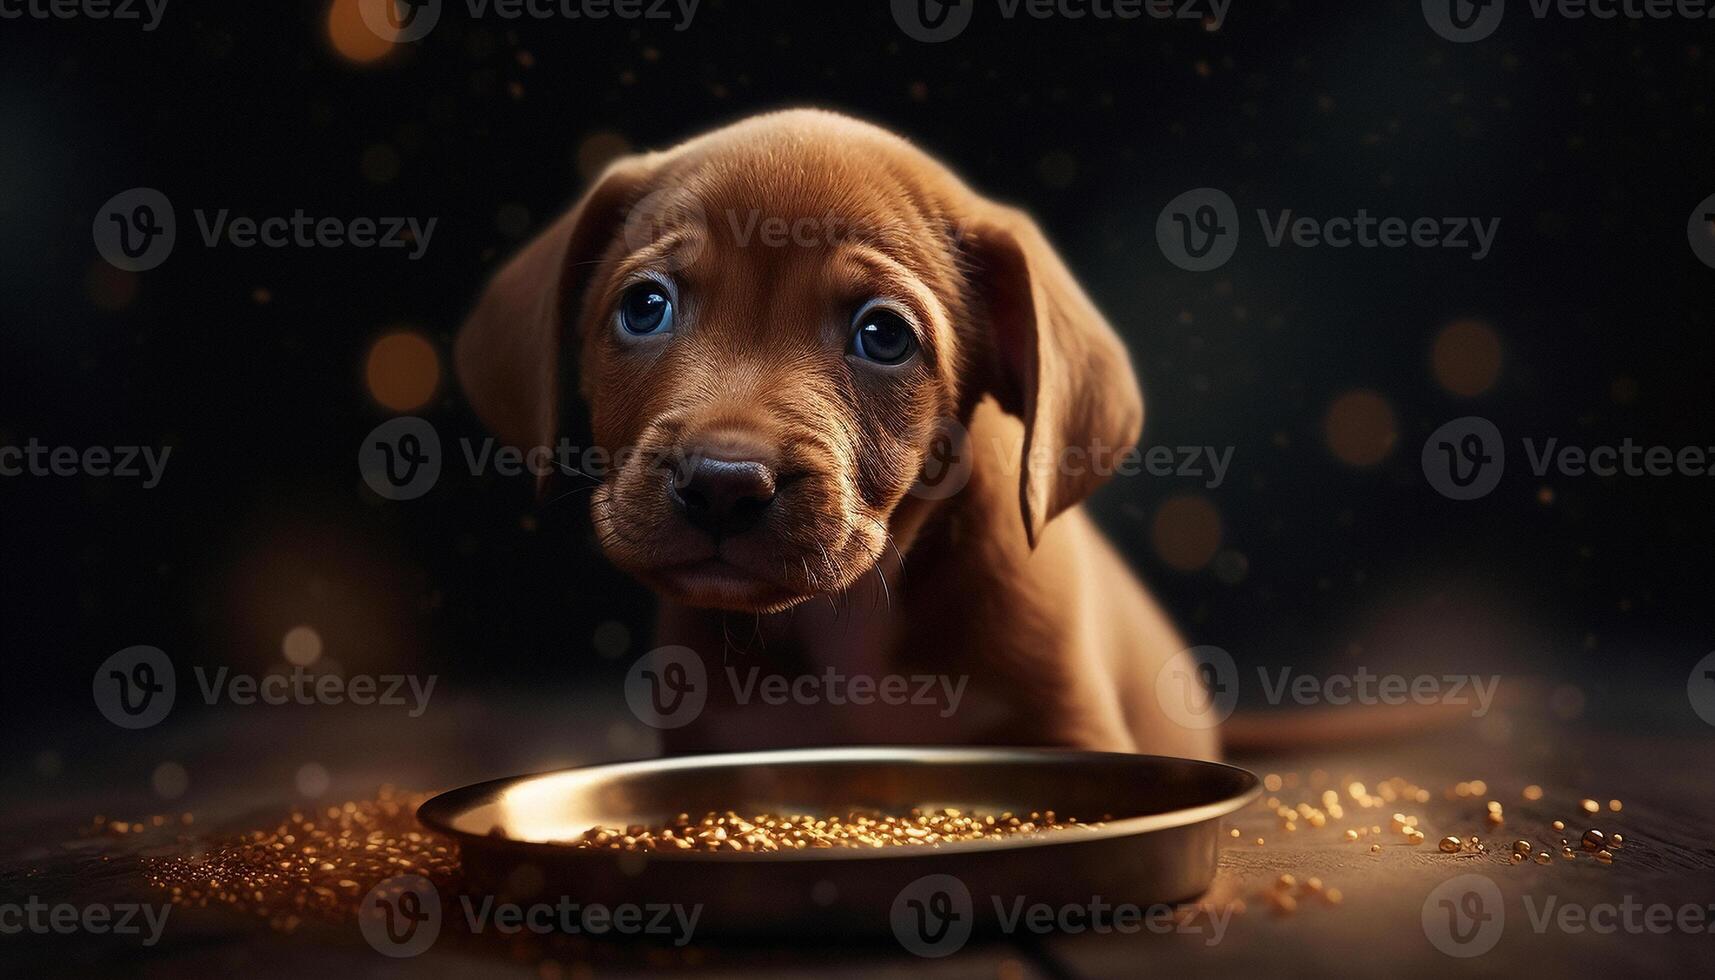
[567,806,1103,852]
[419,747,1259,937]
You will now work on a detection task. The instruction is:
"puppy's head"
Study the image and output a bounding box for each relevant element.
[457,110,1141,613]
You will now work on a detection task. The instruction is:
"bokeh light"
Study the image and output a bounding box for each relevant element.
[365,329,440,412]
[1431,319,1503,396]
[1212,548,1249,584]
[152,761,189,800]
[576,130,632,181]
[282,625,324,667]
[296,762,332,798]
[85,261,137,312]
[1037,150,1078,188]
[1151,494,1223,572]
[34,750,62,779]
[592,620,631,659]
[607,721,660,757]
[1323,389,1398,467]
[1550,684,1586,721]
[326,0,394,64]
[360,143,401,184]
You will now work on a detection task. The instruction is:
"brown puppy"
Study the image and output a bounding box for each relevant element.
[457,109,1218,760]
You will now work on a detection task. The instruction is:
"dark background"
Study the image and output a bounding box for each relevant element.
[2,0,1712,747]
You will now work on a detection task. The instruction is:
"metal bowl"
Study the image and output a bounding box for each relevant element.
[418,747,1258,937]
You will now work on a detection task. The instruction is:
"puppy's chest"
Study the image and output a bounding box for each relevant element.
[656,603,1011,750]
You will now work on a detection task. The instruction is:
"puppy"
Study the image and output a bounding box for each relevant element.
[457,109,1218,760]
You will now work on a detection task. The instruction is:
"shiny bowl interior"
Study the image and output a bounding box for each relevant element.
[422,746,1257,859]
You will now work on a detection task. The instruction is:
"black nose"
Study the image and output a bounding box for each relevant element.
[669,453,778,535]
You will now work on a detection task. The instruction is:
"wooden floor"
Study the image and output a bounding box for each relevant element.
[3,693,1712,978]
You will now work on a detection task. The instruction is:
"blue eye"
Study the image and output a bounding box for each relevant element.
[850,308,917,365]
[619,283,673,336]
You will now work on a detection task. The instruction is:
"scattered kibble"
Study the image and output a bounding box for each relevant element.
[1243,773,1629,880]
[143,788,454,930]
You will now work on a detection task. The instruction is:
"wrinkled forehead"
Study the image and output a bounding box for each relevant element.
[611,154,962,313]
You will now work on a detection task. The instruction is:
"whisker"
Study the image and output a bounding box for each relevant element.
[868,514,907,591]
[543,484,598,507]
[880,563,893,612]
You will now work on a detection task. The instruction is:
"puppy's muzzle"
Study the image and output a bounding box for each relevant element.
[667,443,779,538]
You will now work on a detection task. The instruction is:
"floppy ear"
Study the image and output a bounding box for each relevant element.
[454,157,655,453]
[962,204,1145,548]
